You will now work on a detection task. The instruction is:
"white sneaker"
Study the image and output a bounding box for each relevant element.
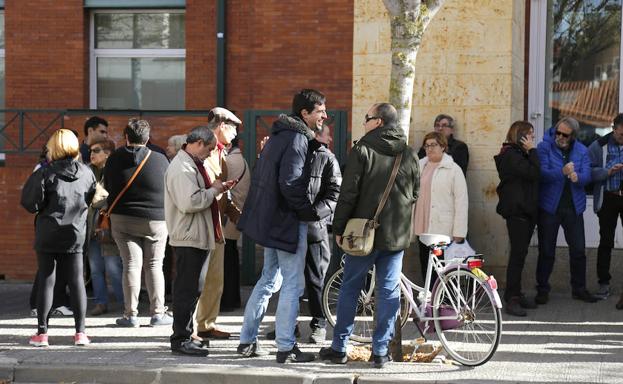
[594,284,610,300]
[51,306,74,316]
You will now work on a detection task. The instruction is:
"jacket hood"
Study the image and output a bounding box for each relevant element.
[272,114,316,140]
[49,157,83,181]
[494,143,523,169]
[543,126,555,143]
[359,125,407,155]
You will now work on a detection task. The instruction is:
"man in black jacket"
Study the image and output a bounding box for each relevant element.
[417,114,469,175]
[237,89,325,363]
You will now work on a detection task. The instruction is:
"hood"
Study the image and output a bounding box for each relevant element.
[543,126,556,143]
[359,125,407,156]
[494,142,522,169]
[49,157,83,181]
[271,114,316,140]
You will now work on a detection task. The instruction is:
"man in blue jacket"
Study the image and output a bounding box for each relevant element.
[536,117,597,304]
[236,89,326,363]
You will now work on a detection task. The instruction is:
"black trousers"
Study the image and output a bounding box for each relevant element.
[304,227,331,329]
[504,216,535,301]
[36,252,86,334]
[170,246,209,349]
[597,193,623,285]
[221,238,241,310]
[30,267,70,310]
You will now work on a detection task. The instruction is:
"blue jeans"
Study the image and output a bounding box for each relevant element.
[88,239,124,305]
[536,208,587,294]
[240,222,307,352]
[331,249,404,357]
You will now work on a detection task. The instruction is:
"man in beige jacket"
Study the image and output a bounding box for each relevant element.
[165,126,233,356]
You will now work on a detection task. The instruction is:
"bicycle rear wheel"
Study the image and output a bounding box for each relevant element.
[432,269,502,366]
[322,267,410,343]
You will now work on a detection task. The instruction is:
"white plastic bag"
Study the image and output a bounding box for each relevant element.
[445,240,475,260]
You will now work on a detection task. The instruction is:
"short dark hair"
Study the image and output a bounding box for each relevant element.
[291,89,326,118]
[434,114,455,129]
[186,126,216,145]
[230,137,240,148]
[614,113,623,128]
[373,103,398,127]
[83,116,108,136]
[124,118,150,145]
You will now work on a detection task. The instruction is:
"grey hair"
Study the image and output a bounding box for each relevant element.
[167,134,187,152]
[186,126,215,144]
[556,117,580,138]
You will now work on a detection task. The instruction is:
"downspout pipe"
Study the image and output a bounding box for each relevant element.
[216,0,226,106]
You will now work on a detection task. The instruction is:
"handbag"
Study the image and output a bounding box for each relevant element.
[338,153,403,256]
[95,150,152,243]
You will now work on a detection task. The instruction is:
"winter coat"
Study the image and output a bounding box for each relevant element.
[588,132,613,213]
[333,124,420,251]
[165,149,220,251]
[537,127,591,215]
[416,153,468,238]
[237,115,318,253]
[418,135,469,175]
[494,143,540,221]
[306,140,342,242]
[21,157,96,253]
[223,147,251,240]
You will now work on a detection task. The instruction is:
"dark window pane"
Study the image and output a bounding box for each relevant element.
[95,13,185,49]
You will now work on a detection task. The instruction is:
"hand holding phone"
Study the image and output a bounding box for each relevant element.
[519,134,535,151]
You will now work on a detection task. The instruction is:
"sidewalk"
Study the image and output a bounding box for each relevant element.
[0,282,622,384]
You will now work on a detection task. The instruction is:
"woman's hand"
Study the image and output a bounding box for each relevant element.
[520,135,535,151]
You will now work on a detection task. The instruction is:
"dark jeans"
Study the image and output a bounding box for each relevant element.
[221,238,241,310]
[597,193,623,285]
[304,228,331,329]
[170,246,209,349]
[536,208,587,294]
[504,216,535,301]
[36,252,86,334]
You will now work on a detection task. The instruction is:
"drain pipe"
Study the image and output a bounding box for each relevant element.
[216,0,226,106]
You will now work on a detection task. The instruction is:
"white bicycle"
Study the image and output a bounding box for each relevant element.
[322,233,503,366]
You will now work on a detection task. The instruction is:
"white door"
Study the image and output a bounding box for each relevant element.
[528,0,623,248]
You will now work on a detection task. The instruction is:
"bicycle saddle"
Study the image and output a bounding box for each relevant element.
[418,233,452,247]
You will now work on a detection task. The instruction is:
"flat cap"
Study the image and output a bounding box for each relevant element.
[208,107,242,125]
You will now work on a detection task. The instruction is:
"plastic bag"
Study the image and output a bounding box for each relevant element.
[444,240,475,260]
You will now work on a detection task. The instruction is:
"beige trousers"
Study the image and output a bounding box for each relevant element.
[195,240,224,331]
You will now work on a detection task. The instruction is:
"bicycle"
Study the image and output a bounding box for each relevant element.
[321,233,503,366]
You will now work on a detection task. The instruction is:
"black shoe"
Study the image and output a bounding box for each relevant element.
[266,323,301,340]
[319,347,347,364]
[276,344,315,363]
[534,291,549,305]
[505,297,527,317]
[308,327,326,344]
[373,353,391,368]
[237,341,269,357]
[572,290,598,303]
[171,339,209,356]
[518,295,537,309]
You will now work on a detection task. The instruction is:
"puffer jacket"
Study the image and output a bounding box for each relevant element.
[306,139,342,241]
[21,157,96,253]
[237,115,318,253]
[333,124,420,251]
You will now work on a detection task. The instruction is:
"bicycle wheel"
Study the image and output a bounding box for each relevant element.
[432,269,502,366]
[322,267,410,343]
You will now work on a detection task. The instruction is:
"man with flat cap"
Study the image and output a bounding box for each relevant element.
[195,107,243,341]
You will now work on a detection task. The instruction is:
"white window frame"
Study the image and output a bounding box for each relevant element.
[89,9,186,109]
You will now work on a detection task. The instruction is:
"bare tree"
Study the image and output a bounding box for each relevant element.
[383,0,446,139]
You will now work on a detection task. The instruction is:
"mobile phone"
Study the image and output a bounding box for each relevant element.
[518,133,528,143]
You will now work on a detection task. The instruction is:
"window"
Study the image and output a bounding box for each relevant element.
[90,10,185,110]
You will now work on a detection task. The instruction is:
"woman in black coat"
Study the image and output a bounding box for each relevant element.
[494,121,540,317]
[21,129,96,347]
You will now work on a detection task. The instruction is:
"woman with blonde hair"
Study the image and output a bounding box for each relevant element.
[21,129,96,346]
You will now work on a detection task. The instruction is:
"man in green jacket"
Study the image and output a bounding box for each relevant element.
[319,103,420,368]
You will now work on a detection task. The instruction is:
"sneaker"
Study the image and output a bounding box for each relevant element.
[505,297,527,317]
[518,295,537,309]
[534,291,549,305]
[51,306,73,316]
[29,308,37,317]
[90,304,108,316]
[373,353,392,369]
[594,284,610,300]
[29,333,49,347]
[572,289,598,303]
[237,341,270,357]
[74,332,91,346]
[116,315,139,328]
[276,344,315,363]
[266,323,300,340]
[150,313,173,327]
[318,347,347,364]
[308,327,327,344]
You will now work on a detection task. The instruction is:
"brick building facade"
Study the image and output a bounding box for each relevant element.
[0,1,353,280]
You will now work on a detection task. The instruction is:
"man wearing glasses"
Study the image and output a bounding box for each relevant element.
[535,117,597,305]
[417,114,469,176]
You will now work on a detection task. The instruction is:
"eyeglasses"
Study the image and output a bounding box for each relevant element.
[555,130,571,138]
[434,124,451,129]
[423,143,441,149]
[365,115,380,123]
[90,147,103,154]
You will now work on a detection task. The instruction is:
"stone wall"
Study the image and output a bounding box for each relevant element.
[353,0,526,278]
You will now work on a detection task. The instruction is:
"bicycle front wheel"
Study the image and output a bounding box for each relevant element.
[432,269,502,366]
